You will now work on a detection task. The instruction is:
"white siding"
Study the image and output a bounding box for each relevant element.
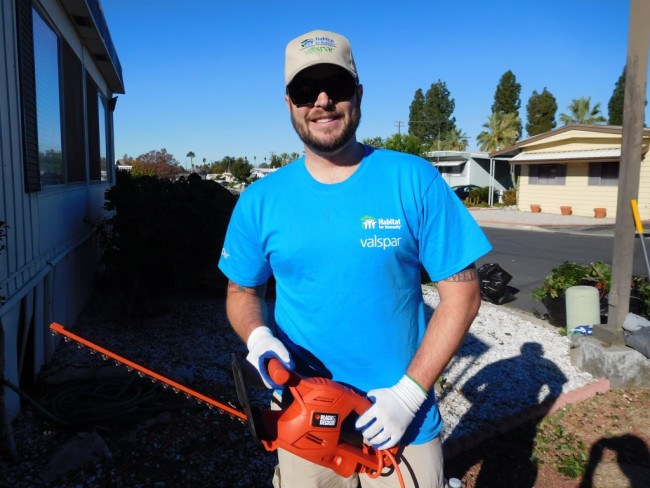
[1,0,119,421]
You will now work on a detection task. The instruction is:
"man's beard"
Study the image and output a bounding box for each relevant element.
[290,103,361,154]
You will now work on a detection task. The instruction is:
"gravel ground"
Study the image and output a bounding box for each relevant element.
[1,286,597,487]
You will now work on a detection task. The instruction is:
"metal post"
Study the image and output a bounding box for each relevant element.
[595,0,650,346]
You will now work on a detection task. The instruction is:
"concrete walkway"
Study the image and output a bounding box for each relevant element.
[468,206,616,229]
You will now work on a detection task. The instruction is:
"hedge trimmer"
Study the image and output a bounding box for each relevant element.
[49,323,403,484]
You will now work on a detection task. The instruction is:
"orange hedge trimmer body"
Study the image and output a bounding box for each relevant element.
[49,322,398,479]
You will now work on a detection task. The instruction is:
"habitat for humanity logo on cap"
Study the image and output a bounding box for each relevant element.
[300,35,337,50]
[285,29,358,86]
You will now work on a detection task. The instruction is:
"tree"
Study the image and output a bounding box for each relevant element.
[526,88,558,136]
[269,152,299,168]
[559,97,606,125]
[137,148,178,166]
[408,89,426,140]
[362,136,385,148]
[230,159,253,182]
[186,151,195,169]
[408,80,456,149]
[384,133,423,156]
[476,111,521,152]
[441,128,469,151]
[492,70,522,139]
[119,153,135,164]
[608,67,626,126]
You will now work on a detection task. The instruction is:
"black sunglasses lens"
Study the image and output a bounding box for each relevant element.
[289,82,320,106]
[289,76,356,106]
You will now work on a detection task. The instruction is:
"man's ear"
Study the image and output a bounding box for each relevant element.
[357,84,363,104]
[285,94,292,112]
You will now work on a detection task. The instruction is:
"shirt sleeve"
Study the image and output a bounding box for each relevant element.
[418,176,492,281]
[218,192,273,287]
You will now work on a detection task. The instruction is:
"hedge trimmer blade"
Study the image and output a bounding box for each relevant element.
[49,322,246,421]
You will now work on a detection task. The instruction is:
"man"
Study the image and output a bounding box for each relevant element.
[218,29,491,488]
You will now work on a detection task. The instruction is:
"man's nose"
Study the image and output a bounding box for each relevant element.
[313,90,333,108]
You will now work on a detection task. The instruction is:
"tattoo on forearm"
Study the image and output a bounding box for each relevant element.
[228,280,267,297]
[442,265,478,282]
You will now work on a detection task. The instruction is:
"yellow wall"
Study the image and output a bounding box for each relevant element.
[518,153,650,219]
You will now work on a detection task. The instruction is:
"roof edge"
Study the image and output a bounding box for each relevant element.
[489,124,650,158]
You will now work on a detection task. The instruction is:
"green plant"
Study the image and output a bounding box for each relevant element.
[101,171,238,317]
[583,260,612,298]
[468,186,490,204]
[532,261,590,301]
[533,260,649,318]
[534,416,589,479]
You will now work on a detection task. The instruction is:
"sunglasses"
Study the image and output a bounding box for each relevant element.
[288,74,358,107]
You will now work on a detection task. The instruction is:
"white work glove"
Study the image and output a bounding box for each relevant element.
[355,375,427,449]
[246,326,294,389]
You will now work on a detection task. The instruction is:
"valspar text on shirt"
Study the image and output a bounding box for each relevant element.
[360,236,402,250]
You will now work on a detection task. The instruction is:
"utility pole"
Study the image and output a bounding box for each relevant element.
[395,121,404,135]
[595,0,650,345]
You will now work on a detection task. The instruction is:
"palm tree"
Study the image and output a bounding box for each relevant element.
[443,128,469,151]
[476,111,520,152]
[559,97,606,125]
[186,151,195,170]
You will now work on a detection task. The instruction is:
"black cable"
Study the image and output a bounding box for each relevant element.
[3,374,188,428]
[2,378,69,426]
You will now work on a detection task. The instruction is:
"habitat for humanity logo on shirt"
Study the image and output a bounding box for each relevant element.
[359,215,402,250]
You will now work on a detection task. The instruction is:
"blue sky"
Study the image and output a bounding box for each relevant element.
[101,1,646,168]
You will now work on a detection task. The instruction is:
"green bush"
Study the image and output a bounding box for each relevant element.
[532,262,591,300]
[532,260,650,316]
[468,187,490,204]
[101,172,237,312]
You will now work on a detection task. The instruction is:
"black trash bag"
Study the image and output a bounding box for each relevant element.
[478,263,513,305]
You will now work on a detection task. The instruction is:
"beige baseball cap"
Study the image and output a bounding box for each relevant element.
[285,30,358,86]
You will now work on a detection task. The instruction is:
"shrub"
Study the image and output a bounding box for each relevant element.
[101,172,237,313]
[468,186,490,204]
[532,260,650,318]
[502,188,517,206]
[532,261,590,300]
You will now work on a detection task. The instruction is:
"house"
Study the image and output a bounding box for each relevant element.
[491,125,650,218]
[250,167,277,180]
[424,150,514,202]
[1,0,124,422]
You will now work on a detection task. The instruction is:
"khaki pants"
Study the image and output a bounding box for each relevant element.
[271,437,445,488]
[270,393,444,488]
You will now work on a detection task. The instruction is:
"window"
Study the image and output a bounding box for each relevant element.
[18,0,113,190]
[86,76,100,181]
[438,166,463,176]
[32,8,63,186]
[588,162,619,186]
[98,94,108,181]
[528,164,566,185]
[86,86,110,182]
[62,42,85,182]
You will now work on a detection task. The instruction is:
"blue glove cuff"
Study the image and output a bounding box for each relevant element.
[258,351,295,389]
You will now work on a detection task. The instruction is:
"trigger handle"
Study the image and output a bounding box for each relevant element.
[267,358,291,386]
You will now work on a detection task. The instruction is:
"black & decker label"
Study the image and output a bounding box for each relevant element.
[312,412,339,428]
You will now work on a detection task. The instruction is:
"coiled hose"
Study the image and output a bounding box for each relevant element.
[3,373,186,429]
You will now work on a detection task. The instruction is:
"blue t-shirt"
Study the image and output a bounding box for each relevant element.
[219,146,491,444]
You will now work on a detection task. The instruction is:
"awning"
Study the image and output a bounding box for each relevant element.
[434,159,466,167]
[511,148,621,164]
